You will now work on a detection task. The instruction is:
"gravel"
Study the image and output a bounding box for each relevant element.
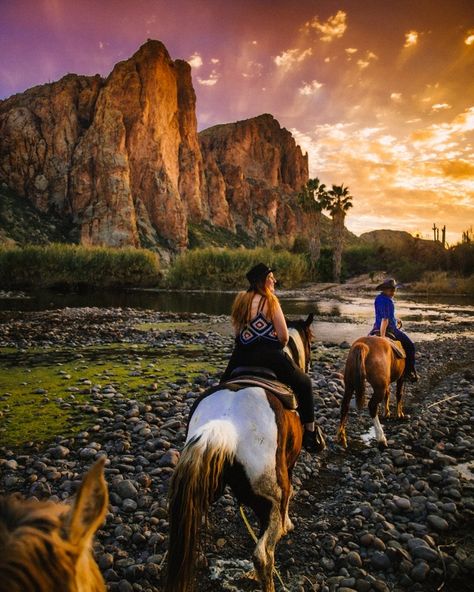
[0,306,473,592]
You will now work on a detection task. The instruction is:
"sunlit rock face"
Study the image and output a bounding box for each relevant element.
[199,113,309,243]
[0,40,309,250]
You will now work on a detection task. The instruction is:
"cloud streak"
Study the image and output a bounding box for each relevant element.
[274,47,312,69]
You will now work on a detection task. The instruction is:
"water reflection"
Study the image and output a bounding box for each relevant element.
[0,288,472,346]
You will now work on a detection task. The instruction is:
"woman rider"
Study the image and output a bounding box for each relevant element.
[221,263,322,452]
[370,278,418,382]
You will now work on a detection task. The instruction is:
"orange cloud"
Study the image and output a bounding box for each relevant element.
[440,159,474,179]
[299,80,323,95]
[274,47,312,69]
[304,10,347,42]
[404,31,418,48]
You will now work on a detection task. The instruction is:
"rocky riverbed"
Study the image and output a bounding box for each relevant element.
[0,307,473,592]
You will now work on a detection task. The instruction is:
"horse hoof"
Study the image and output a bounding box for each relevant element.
[243,569,259,581]
[377,440,388,451]
[336,437,348,449]
[284,520,294,534]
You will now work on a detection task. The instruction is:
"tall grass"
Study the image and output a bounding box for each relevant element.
[0,244,160,289]
[410,271,474,295]
[167,247,309,289]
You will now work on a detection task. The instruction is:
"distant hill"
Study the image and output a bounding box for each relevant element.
[359,229,444,254]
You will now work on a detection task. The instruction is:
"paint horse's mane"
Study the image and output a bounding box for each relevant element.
[286,315,314,372]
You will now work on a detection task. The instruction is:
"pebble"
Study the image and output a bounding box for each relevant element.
[411,561,430,582]
[346,551,362,567]
[427,514,449,531]
[392,495,411,511]
[116,480,138,500]
[371,551,391,571]
[49,445,70,459]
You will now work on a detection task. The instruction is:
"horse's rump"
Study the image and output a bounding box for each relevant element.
[166,386,290,592]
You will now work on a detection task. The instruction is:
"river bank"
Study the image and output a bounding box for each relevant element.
[0,307,473,591]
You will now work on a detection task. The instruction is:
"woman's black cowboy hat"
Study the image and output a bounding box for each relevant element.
[246,262,274,286]
[376,278,402,290]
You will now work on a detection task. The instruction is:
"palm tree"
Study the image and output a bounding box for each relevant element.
[298,178,329,272]
[327,184,353,283]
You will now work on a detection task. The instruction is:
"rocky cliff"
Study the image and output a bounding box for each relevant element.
[199,114,308,241]
[0,40,309,252]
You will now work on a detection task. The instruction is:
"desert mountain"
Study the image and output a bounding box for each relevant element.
[0,40,328,253]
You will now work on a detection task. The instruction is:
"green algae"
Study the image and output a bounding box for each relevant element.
[0,343,219,448]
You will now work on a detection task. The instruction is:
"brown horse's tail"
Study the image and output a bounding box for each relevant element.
[345,342,369,410]
[165,421,238,592]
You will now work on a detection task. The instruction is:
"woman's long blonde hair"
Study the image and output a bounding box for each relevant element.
[231,277,279,332]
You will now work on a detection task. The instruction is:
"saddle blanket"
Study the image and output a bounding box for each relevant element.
[370,331,406,359]
[390,340,406,359]
[222,375,298,410]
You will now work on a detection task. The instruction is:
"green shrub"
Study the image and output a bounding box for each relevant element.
[449,242,474,276]
[166,247,309,289]
[0,244,160,289]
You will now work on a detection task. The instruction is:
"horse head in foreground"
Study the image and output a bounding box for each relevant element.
[0,458,108,592]
[165,314,314,592]
[337,335,407,449]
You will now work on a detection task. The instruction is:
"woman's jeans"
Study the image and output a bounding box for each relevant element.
[221,344,315,424]
[392,328,416,373]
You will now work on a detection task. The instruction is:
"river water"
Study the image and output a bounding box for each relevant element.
[1,288,472,344]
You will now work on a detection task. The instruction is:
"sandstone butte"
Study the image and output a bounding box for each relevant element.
[0,39,310,253]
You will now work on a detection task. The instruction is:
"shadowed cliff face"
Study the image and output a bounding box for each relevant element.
[0,40,309,251]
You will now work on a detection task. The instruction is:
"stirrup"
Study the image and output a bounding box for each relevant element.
[303,426,326,453]
[404,369,418,383]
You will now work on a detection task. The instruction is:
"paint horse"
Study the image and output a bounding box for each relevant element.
[0,458,108,592]
[337,335,406,449]
[165,314,314,592]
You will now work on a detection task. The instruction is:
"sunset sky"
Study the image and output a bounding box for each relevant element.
[1,0,473,243]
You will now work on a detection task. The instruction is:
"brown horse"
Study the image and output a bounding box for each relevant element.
[337,336,406,449]
[0,458,108,592]
[165,315,315,592]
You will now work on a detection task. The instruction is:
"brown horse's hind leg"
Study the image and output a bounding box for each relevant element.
[368,390,388,449]
[383,387,391,418]
[337,385,353,448]
[396,379,405,419]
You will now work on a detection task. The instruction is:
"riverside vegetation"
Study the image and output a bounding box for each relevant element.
[0,240,472,293]
[0,244,161,290]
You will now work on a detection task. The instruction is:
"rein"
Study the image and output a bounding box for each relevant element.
[239,506,288,591]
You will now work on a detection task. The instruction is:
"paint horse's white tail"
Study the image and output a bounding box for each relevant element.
[165,420,238,592]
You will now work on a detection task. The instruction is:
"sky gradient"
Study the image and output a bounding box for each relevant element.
[1,0,473,243]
